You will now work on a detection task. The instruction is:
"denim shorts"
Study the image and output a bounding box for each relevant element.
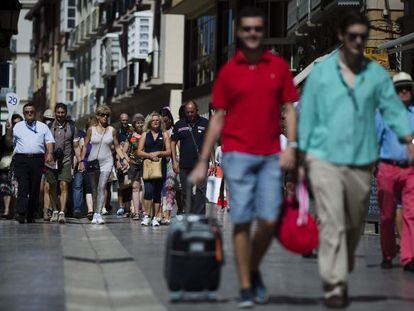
[221,152,282,224]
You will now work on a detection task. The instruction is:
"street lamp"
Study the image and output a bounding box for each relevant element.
[0,0,22,48]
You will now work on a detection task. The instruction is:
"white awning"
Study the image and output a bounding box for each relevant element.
[294,48,339,86]
[378,32,414,52]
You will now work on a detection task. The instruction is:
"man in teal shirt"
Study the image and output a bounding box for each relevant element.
[299,11,414,309]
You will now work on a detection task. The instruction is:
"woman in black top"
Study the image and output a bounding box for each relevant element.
[137,112,171,227]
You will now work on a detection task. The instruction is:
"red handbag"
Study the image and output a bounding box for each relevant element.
[276,182,319,255]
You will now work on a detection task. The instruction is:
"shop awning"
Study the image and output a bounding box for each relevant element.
[378,32,414,53]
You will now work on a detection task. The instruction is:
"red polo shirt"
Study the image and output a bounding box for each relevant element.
[212,50,299,155]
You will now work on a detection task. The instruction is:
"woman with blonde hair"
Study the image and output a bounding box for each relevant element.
[78,105,129,224]
[137,112,171,226]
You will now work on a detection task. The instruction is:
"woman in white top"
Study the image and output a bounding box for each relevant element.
[79,105,129,224]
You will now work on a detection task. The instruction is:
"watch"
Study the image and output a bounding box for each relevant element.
[287,141,298,148]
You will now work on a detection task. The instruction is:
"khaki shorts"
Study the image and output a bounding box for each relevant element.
[45,162,72,184]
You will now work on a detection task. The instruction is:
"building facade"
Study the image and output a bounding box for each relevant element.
[26,0,75,114]
[0,0,35,134]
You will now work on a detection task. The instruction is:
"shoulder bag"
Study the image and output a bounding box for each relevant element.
[87,127,106,172]
[142,132,163,180]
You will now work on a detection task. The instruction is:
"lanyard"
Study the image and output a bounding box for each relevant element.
[25,121,37,134]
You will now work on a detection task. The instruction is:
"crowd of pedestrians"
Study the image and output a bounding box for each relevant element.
[0,102,205,228]
[1,7,414,310]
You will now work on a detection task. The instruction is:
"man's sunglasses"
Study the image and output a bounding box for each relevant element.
[396,86,412,93]
[346,32,368,42]
[98,113,110,118]
[241,26,264,33]
[24,110,35,115]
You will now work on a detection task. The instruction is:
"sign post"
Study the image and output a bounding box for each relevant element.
[6,92,20,121]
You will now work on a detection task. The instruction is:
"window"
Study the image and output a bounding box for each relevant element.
[60,0,77,32]
[127,11,153,60]
[188,11,216,87]
[66,67,75,102]
[218,1,236,66]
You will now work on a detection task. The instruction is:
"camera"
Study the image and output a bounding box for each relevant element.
[54,148,64,160]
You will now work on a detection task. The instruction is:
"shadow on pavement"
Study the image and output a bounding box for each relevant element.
[267,295,414,306]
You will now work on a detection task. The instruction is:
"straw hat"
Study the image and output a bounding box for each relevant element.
[393,72,414,88]
[43,109,54,119]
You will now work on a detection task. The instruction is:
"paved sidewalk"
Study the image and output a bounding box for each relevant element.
[1,211,414,311]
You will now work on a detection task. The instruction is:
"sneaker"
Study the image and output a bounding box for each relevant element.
[91,213,98,224]
[160,218,167,225]
[102,207,109,215]
[116,208,125,216]
[251,270,268,304]
[96,213,105,225]
[141,215,150,226]
[381,258,393,269]
[58,212,66,224]
[152,218,160,227]
[50,211,59,223]
[238,288,254,309]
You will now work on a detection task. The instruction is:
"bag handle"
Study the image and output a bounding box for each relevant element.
[296,181,310,225]
[187,123,200,155]
[94,126,107,161]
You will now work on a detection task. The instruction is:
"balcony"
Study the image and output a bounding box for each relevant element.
[287,0,361,35]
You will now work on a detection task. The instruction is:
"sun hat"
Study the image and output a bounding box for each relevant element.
[393,72,414,88]
[43,109,54,119]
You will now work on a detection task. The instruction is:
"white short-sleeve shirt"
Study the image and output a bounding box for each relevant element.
[13,120,55,154]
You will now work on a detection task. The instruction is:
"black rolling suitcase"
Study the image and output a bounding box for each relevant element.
[164,180,224,298]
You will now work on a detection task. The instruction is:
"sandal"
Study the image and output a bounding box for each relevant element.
[123,212,131,218]
[132,214,140,221]
[87,212,94,221]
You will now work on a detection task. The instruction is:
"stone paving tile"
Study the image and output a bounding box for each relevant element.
[2,213,414,311]
[108,211,414,311]
[0,221,65,311]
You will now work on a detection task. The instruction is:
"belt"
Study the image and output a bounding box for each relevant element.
[15,153,44,158]
[380,159,410,168]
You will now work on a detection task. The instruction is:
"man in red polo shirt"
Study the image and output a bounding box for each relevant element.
[191,7,298,308]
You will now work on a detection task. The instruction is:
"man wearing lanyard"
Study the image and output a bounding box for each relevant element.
[376,72,414,272]
[299,12,414,308]
[171,101,209,215]
[13,103,55,223]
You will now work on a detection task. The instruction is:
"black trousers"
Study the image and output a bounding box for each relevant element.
[14,154,44,219]
[180,168,206,215]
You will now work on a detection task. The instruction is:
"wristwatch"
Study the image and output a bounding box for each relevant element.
[287,141,298,148]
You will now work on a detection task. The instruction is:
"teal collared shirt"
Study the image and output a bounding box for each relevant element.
[299,51,411,165]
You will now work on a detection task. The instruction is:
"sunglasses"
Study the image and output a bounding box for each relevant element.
[346,32,368,42]
[98,113,110,118]
[24,110,35,115]
[396,86,412,93]
[241,26,264,33]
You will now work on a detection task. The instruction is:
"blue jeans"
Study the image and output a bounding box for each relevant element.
[222,152,282,224]
[72,171,84,213]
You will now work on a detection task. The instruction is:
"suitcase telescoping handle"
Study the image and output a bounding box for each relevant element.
[185,177,195,215]
[186,177,215,220]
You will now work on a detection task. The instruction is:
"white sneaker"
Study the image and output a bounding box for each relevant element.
[96,213,105,224]
[50,211,59,223]
[152,218,160,227]
[141,215,150,226]
[91,213,98,224]
[58,212,66,224]
[102,207,109,215]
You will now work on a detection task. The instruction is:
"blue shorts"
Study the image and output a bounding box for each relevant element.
[222,152,282,224]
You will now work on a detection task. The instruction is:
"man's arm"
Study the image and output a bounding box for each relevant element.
[279,103,297,170]
[190,110,225,184]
